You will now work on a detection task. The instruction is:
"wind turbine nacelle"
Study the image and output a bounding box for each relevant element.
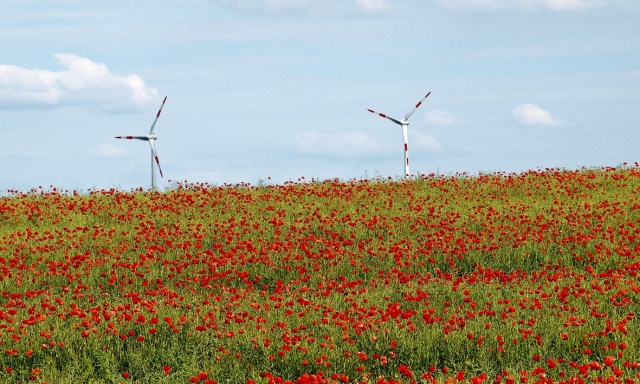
[401,120,409,126]
[146,135,158,140]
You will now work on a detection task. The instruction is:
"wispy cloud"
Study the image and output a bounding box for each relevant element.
[295,130,440,158]
[354,0,391,12]
[426,109,456,125]
[411,130,442,151]
[97,144,126,158]
[536,0,604,11]
[0,54,159,113]
[211,0,390,16]
[512,103,560,126]
[295,131,387,157]
[437,0,604,12]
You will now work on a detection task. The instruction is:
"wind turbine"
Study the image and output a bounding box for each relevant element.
[115,96,167,190]
[367,92,431,178]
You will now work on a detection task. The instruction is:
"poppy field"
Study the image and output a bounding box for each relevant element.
[1,166,640,383]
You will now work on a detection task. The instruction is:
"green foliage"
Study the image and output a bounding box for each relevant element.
[0,167,639,382]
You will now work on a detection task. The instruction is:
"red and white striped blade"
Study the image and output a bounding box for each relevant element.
[367,109,402,125]
[148,96,167,135]
[149,140,163,178]
[115,136,148,140]
[404,92,431,120]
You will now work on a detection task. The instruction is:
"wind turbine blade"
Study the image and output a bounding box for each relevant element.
[367,109,403,125]
[404,92,431,120]
[149,140,163,178]
[115,136,148,140]
[149,96,167,135]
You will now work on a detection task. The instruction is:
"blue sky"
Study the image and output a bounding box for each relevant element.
[1,0,639,191]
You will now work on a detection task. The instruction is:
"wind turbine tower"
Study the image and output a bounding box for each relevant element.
[115,96,167,190]
[367,92,431,178]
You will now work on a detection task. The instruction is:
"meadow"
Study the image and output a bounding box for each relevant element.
[0,166,639,383]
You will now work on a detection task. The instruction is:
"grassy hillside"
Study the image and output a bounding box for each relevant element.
[1,167,639,383]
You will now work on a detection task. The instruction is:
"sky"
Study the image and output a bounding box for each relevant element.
[1,0,639,191]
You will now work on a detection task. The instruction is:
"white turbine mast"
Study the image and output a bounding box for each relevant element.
[367,92,431,178]
[115,96,167,190]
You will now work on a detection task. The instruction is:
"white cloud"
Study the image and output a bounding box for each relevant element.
[98,144,126,158]
[512,103,560,126]
[212,0,390,15]
[426,109,456,125]
[437,0,603,11]
[0,54,159,113]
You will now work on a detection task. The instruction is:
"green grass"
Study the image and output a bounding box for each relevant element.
[0,168,639,383]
